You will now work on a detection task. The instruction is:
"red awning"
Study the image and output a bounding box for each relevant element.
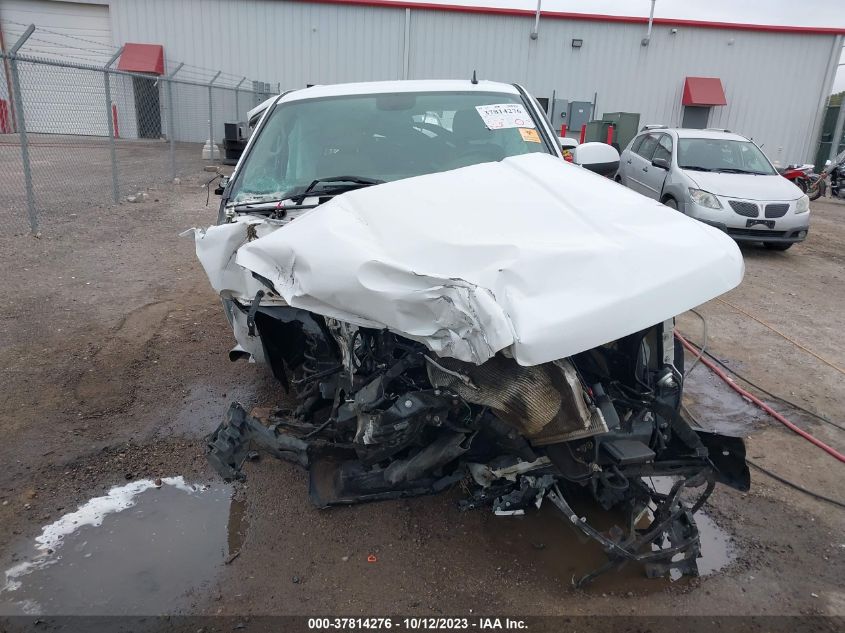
[682,77,727,106]
[117,43,164,75]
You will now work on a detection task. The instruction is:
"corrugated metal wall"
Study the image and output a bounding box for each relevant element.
[109,0,406,85]
[1,0,114,136]
[407,9,837,166]
[107,0,838,164]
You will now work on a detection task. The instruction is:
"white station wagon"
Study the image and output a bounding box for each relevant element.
[617,127,809,251]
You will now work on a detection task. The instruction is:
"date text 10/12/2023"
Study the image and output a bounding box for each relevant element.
[308,618,528,630]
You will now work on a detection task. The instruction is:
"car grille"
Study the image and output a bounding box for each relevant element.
[727,228,787,238]
[728,200,759,217]
[765,203,789,218]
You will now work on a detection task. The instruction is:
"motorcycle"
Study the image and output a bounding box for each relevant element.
[779,163,823,199]
[809,149,845,200]
[825,150,845,199]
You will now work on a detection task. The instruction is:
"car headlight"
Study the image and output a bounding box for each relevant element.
[688,188,722,209]
[795,195,809,214]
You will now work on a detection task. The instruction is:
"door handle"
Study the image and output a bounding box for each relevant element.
[626,159,632,164]
[642,167,648,172]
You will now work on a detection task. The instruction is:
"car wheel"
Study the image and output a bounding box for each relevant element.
[763,242,793,251]
[663,197,678,210]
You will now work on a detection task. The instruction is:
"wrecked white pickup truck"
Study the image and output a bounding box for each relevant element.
[190,79,748,585]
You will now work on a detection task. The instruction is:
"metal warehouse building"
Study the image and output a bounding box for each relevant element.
[2,0,843,164]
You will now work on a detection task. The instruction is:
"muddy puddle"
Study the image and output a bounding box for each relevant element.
[481,481,733,595]
[683,366,766,436]
[0,477,246,615]
[169,383,263,435]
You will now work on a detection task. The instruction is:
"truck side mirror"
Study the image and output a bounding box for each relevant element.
[572,142,620,176]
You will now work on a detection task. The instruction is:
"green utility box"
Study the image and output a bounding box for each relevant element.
[584,120,614,144]
[602,112,641,150]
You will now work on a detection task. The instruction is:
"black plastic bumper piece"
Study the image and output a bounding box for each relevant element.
[206,402,310,481]
[206,402,466,507]
[696,219,809,244]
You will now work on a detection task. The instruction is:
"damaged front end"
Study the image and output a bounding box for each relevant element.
[193,129,748,585]
[206,311,749,585]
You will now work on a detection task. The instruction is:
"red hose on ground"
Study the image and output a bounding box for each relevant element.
[675,332,845,464]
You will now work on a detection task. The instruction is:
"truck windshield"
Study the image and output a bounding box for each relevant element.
[677,138,776,175]
[228,91,552,203]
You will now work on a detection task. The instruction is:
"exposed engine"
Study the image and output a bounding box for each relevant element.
[207,306,749,585]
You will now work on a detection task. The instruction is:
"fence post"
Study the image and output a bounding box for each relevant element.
[208,70,221,161]
[235,76,246,122]
[166,63,184,180]
[103,46,123,203]
[7,25,37,232]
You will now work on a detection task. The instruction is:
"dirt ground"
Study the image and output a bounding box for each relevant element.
[0,169,842,623]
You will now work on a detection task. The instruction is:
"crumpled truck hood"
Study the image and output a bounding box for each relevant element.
[194,153,744,366]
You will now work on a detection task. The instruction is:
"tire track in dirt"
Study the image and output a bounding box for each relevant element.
[73,300,175,417]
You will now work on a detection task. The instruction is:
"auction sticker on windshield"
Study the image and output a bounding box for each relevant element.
[518,128,541,143]
[475,103,535,129]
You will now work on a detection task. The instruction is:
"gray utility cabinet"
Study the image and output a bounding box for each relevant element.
[568,101,594,135]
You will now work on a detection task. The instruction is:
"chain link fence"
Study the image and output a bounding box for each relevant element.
[0,29,276,234]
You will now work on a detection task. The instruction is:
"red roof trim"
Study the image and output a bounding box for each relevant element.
[683,77,727,106]
[297,0,845,35]
[117,43,165,75]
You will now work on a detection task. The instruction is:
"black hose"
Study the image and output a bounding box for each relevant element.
[679,318,844,433]
[682,404,845,510]
[746,459,845,510]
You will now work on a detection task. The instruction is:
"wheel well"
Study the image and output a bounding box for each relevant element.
[661,194,677,204]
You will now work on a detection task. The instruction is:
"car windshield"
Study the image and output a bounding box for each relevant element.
[677,138,776,175]
[228,91,552,203]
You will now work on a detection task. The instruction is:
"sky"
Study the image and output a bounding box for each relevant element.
[398,0,845,93]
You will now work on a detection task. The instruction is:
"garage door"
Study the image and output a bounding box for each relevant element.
[0,0,113,135]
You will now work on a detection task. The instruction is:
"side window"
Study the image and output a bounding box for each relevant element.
[635,134,659,160]
[630,134,647,154]
[653,134,673,163]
